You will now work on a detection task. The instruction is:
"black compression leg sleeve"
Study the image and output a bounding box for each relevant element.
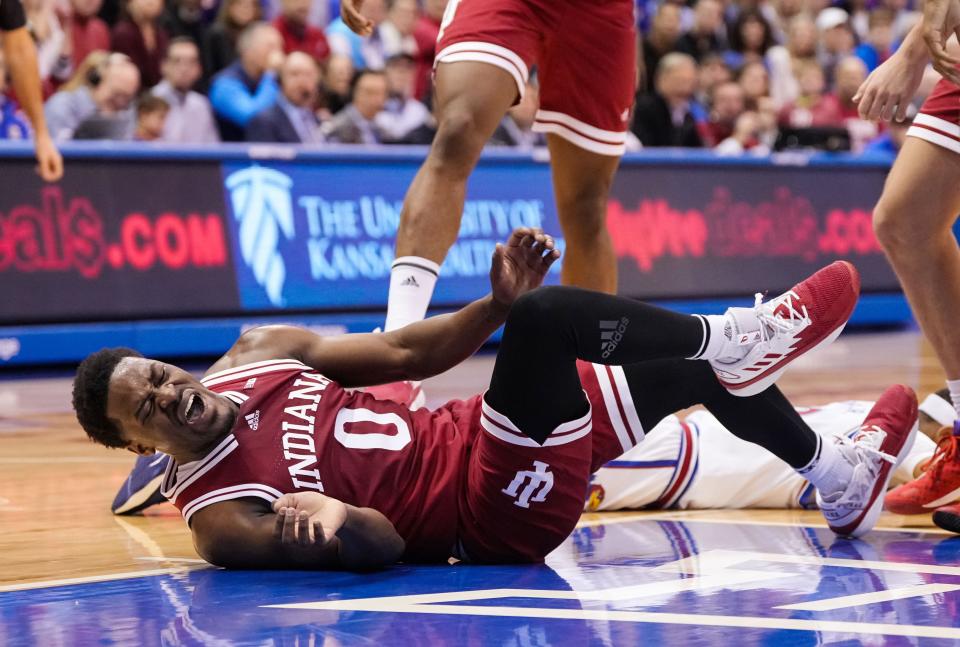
[486,286,710,444]
[620,359,818,468]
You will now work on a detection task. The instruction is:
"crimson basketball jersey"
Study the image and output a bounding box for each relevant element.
[160,359,474,562]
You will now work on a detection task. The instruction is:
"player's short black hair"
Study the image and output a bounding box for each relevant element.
[72,347,143,448]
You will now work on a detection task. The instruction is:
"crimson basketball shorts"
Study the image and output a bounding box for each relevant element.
[455,361,643,563]
[434,0,637,156]
[907,73,960,154]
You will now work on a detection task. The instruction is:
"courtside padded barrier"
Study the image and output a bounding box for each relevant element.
[0,143,917,366]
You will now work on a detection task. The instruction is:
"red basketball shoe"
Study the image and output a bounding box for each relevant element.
[364,381,426,410]
[817,384,918,537]
[711,261,860,397]
[885,421,960,514]
[933,502,960,534]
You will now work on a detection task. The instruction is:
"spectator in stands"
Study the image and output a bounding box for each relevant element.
[24,0,73,85]
[209,22,283,141]
[67,0,109,69]
[152,37,219,142]
[0,50,30,139]
[489,78,543,149]
[641,3,682,93]
[273,0,330,63]
[834,55,876,151]
[767,14,818,108]
[777,60,842,127]
[320,53,353,117]
[768,0,805,41]
[380,0,418,59]
[632,52,703,148]
[412,0,443,100]
[45,52,139,140]
[725,8,776,69]
[326,0,387,70]
[246,51,322,143]
[816,7,855,87]
[697,53,732,105]
[737,59,770,110]
[701,80,745,146]
[854,8,895,71]
[161,0,205,46]
[133,93,168,140]
[202,0,260,79]
[715,110,768,155]
[676,0,726,62]
[323,68,388,143]
[375,52,432,143]
[111,0,170,88]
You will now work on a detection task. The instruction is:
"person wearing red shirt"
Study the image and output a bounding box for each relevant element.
[111,0,170,88]
[272,0,329,63]
[777,60,842,128]
[66,0,109,68]
[411,0,442,100]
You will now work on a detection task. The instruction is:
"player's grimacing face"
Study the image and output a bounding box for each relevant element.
[106,358,237,455]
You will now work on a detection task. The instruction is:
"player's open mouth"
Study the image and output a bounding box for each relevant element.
[183,392,205,425]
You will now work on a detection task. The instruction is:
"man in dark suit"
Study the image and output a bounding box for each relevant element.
[246,51,323,143]
[632,52,704,148]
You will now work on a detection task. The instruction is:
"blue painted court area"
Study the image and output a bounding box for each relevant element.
[2,518,959,646]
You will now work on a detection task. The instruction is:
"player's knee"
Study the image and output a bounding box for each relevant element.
[873,197,932,255]
[429,108,485,173]
[508,287,572,329]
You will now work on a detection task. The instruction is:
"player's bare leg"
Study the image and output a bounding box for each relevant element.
[874,138,960,382]
[546,134,620,294]
[384,62,518,332]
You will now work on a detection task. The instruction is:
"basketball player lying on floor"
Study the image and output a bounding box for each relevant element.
[72,228,916,570]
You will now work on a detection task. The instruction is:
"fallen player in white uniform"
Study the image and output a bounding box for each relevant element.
[585,392,950,512]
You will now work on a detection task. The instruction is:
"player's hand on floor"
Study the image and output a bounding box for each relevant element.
[272,492,348,549]
[490,227,560,308]
[853,48,928,122]
[340,0,373,36]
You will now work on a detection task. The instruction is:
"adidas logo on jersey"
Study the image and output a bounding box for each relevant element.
[244,378,257,390]
[600,317,630,359]
[245,410,260,431]
[401,275,420,288]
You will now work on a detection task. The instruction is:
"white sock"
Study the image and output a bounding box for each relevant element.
[947,379,960,418]
[797,435,854,499]
[384,256,440,332]
[688,309,758,362]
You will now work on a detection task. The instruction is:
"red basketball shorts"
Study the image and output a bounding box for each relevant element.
[434,0,637,156]
[908,74,960,154]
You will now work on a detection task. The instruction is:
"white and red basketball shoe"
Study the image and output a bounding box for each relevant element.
[364,381,426,410]
[711,261,860,397]
[885,421,960,514]
[817,384,919,537]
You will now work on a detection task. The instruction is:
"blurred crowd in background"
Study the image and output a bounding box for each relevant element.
[0,0,939,154]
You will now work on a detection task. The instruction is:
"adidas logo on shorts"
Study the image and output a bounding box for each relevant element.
[245,410,260,431]
[244,378,257,390]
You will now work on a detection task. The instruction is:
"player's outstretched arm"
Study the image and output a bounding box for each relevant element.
[854,21,930,122]
[2,27,64,181]
[215,228,559,386]
[190,495,405,570]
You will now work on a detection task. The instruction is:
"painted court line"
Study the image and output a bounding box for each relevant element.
[0,567,199,593]
[267,597,960,640]
[777,583,960,611]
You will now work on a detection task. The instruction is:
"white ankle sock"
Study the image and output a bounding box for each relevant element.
[947,379,960,418]
[688,311,756,362]
[797,435,854,498]
[384,256,440,332]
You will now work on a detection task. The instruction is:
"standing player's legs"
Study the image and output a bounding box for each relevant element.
[547,136,621,293]
[384,61,518,332]
[874,135,960,410]
[533,0,636,294]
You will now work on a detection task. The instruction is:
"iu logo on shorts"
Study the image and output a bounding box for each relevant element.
[503,461,554,509]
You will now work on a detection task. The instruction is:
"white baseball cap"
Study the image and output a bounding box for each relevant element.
[816,7,850,31]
